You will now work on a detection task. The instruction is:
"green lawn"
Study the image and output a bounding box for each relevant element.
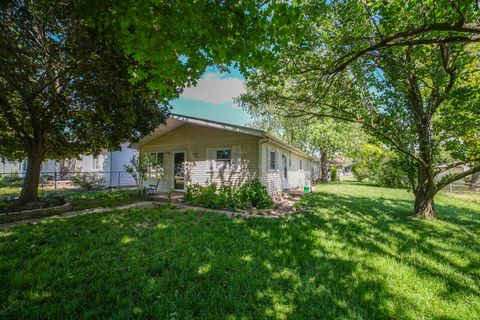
[1,182,479,319]
[0,188,145,212]
[65,189,146,211]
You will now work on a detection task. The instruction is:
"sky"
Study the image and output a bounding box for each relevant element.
[170,67,253,126]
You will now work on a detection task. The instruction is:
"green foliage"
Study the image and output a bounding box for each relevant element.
[0,175,23,188]
[236,179,273,209]
[87,0,305,97]
[239,0,480,216]
[123,154,157,195]
[0,1,168,161]
[330,166,338,182]
[352,144,411,189]
[71,173,105,191]
[184,179,273,211]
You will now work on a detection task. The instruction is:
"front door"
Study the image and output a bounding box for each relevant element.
[282,154,288,189]
[173,152,185,190]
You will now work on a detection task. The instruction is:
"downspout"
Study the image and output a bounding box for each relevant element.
[258,137,269,181]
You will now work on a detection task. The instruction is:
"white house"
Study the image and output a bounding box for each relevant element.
[133,114,312,194]
[0,159,25,175]
[6,143,137,187]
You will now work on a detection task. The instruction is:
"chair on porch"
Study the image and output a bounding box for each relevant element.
[147,179,160,195]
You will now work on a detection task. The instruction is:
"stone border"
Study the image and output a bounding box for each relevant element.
[0,202,73,224]
[159,202,302,219]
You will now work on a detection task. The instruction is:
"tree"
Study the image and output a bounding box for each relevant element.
[240,1,480,218]
[0,0,168,204]
[352,144,413,189]
[245,111,365,182]
[1,0,301,205]
[123,154,157,195]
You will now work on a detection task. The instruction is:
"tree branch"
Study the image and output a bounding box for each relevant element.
[0,86,30,140]
[436,165,480,191]
[327,22,480,74]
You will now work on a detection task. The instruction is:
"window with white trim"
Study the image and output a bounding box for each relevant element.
[269,151,276,170]
[148,152,164,178]
[216,149,231,169]
[93,156,100,170]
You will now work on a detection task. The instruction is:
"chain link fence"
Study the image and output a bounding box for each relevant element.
[0,171,136,196]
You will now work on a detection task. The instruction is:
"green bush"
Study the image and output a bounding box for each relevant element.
[184,179,273,211]
[352,143,412,189]
[71,173,105,190]
[331,166,338,181]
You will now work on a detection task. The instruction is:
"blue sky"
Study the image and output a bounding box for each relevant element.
[170,67,253,126]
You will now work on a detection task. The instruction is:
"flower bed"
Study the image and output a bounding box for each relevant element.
[183,179,273,211]
[0,201,72,223]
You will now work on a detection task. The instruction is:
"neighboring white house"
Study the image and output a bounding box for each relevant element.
[435,163,471,182]
[0,159,26,175]
[133,114,312,194]
[4,143,137,187]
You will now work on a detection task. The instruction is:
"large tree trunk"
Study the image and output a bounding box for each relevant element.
[413,164,435,219]
[17,146,44,205]
[320,149,329,182]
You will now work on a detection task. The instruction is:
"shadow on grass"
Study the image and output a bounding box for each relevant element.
[0,188,479,319]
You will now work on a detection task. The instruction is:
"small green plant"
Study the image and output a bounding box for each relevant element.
[71,173,105,190]
[123,154,157,196]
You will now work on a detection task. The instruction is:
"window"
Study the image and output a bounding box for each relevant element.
[216,149,231,169]
[148,152,164,178]
[269,151,276,170]
[93,156,100,170]
[300,159,303,170]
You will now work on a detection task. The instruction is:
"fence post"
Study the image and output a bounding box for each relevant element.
[54,171,57,195]
[117,171,121,189]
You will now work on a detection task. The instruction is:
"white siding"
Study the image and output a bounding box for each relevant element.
[0,160,24,174]
[141,123,259,192]
[259,142,311,195]
[103,143,138,187]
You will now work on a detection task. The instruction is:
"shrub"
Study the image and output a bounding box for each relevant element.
[352,144,412,188]
[236,179,273,209]
[184,179,272,211]
[71,173,105,190]
[331,166,338,181]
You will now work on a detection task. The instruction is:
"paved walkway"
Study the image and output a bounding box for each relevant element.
[0,201,158,230]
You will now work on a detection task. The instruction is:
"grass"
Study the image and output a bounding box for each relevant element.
[0,187,146,212]
[0,182,479,319]
[65,189,146,211]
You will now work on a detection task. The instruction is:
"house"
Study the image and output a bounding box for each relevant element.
[1,159,25,176]
[132,114,312,194]
[5,143,137,187]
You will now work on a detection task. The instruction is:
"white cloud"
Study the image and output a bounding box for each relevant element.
[181,73,245,107]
